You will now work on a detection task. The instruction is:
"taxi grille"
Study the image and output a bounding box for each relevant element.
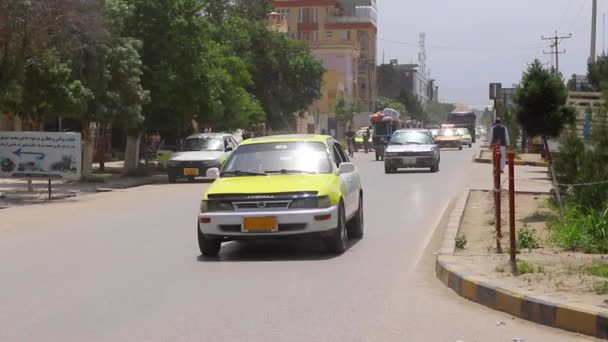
[233,201,291,210]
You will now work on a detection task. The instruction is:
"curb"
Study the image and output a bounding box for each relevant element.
[436,190,608,339]
[474,158,549,167]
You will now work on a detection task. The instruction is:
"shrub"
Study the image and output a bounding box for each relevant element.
[518,260,534,274]
[551,205,608,253]
[455,234,467,250]
[517,225,540,251]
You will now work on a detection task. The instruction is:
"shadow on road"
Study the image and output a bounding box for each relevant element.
[197,238,361,262]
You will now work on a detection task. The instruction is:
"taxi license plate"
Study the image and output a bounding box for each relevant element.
[183,168,199,176]
[242,217,278,232]
[401,159,416,165]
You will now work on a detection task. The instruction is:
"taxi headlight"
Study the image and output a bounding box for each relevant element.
[290,196,331,209]
[200,200,233,212]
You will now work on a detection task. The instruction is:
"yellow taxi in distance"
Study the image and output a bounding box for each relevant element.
[198,135,364,256]
[435,128,463,150]
[456,128,473,148]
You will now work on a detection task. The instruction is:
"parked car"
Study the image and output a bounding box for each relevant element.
[197,134,364,256]
[435,128,463,150]
[456,128,473,148]
[166,133,238,183]
[384,129,440,173]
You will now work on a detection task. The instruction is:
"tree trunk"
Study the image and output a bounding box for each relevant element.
[81,123,94,178]
[124,128,142,173]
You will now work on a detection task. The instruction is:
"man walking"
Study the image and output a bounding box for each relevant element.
[363,128,371,154]
[489,118,510,172]
[345,128,356,158]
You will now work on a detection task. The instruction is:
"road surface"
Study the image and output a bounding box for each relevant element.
[0,146,596,341]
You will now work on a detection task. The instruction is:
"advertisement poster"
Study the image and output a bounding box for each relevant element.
[0,132,82,180]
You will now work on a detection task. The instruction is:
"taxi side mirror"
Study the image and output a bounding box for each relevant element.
[338,162,356,175]
[206,168,220,179]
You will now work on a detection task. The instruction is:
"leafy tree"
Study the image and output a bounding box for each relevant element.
[335,98,364,126]
[374,96,406,115]
[215,17,324,129]
[588,53,608,91]
[514,59,575,157]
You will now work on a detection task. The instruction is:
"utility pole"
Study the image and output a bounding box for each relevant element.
[542,31,572,75]
[591,0,598,63]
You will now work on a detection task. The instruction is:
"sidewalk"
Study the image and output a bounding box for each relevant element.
[0,162,167,208]
[436,160,608,339]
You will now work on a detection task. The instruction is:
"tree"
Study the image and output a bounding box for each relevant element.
[514,59,575,157]
[374,96,406,114]
[215,17,324,129]
[335,98,364,127]
[588,53,608,91]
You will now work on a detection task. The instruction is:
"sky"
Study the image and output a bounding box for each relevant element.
[377,0,607,107]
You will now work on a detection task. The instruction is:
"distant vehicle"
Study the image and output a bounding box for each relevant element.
[435,128,463,150]
[455,128,473,148]
[370,108,404,161]
[197,134,364,256]
[447,111,477,143]
[384,129,440,173]
[166,133,238,183]
[353,128,372,152]
[157,137,180,168]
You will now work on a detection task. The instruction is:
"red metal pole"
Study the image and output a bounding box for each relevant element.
[508,151,516,265]
[495,142,502,252]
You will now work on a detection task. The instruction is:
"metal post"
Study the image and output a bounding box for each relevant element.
[494,143,502,253]
[48,179,52,200]
[508,152,516,266]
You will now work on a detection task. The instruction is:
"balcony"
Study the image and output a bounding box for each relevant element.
[330,1,377,27]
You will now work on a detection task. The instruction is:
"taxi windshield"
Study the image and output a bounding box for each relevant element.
[221,142,333,176]
[389,132,433,145]
[183,137,223,151]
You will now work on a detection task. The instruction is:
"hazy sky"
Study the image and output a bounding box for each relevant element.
[377,0,606,106]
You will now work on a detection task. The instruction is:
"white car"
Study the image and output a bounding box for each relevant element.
[384,129,441,173]
[166,133,238,183]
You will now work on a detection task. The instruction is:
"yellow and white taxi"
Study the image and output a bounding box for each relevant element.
[197,135,364,256]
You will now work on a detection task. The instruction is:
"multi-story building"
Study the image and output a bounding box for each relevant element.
[272,0,377,134]
[378,60,439,110]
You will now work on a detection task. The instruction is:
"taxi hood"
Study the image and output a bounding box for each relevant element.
[205,174,335,198]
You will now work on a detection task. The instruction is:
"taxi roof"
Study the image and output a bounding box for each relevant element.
[240,134,331,146]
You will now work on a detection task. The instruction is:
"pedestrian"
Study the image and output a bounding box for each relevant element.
[489,118,510,173]
[345,128,356,158]
[363,128,371,154]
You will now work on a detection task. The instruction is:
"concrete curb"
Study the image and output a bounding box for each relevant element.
[474,149,549,167]
[436,189,608,339]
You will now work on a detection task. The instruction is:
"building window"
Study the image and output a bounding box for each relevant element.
[326,30,333,39]
[278,8,290,21]
[298,31,310,41]
[313,31,319,41]
[340,30,351,40]
[299,8,318,23]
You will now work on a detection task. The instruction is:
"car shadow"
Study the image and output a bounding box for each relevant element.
[197,238,361,262]
[388,169,433,174]
[171,179,215,184]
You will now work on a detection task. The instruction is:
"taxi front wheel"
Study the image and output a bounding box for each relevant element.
[198,227,221,257]
[324,203,347,254]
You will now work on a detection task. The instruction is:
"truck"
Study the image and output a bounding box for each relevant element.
[446,111,477,143]
[370,108,404,161]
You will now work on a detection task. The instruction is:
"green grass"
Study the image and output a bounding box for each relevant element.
[586,264,608,278]
[455,234,467,250]
[551,206,608,254]
[517,225,540,251]
[594,280,608,294]
[518,260,534,274]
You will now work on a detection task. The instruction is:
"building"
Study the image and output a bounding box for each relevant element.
[271,0,377,134]
[377,60,438,110]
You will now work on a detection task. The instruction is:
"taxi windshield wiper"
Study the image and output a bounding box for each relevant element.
[265,169,318,175]
[221,170,267,177]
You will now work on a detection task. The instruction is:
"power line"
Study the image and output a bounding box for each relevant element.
[542,31,572,75]
[378,37,546,52]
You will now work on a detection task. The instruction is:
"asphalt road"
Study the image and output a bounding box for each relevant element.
[0,145,596,341]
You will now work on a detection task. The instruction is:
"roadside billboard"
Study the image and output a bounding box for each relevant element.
[0,132,82,180]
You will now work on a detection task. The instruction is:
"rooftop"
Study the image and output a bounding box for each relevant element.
[242,134,331,145]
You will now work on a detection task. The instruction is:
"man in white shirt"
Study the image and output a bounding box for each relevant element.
[488,118,510,172]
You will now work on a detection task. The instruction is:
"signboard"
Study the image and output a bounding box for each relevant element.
[489,83,502,100]
[0,132,82,180]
